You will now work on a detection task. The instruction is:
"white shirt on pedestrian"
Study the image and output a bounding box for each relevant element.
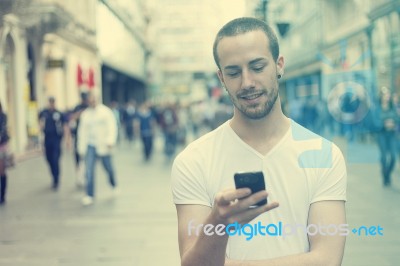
[78,104,117,156]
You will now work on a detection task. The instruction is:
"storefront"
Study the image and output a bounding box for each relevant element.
[0,14,29,154]
[368,1,400,95]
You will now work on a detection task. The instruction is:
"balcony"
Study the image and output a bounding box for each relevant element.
[2,0,96,51]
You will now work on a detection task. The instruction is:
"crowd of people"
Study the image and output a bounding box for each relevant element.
[0,92,232,206]
[0,83,399,206]
[283,89,400,187]
[0,85,398,207]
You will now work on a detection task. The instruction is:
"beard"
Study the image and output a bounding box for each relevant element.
[228,87,278,120]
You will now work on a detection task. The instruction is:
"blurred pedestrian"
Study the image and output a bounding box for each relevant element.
[39,97,70,190]
[159,102,179,160]
[69,92,89,187]
[78,91,118,205]
[288,97,304,125]
[0,101,10,204]
[392,93,400,160]
[373,90,399,186]
[109,101,122,144]
[122,100,136,145]
[302,97,318,132]
[135,101,157,162]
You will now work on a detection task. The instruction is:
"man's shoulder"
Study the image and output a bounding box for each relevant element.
[287,120,344,167]
[39,108,50,117]
[175,123,228,160]
[73,103,88,112]
[103,105,116,118]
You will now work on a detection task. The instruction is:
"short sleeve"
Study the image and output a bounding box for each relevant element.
[171,149,211,207]
[38,110,44,120]
[62,112,68,124]
[311,144,347,203]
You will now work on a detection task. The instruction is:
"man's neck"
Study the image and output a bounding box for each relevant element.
[229,98,290,155]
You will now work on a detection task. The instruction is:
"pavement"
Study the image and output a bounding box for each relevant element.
[0,135,400,266]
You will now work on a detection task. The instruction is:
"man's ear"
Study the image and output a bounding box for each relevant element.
[276,55,285,77]
[217,69,226,89]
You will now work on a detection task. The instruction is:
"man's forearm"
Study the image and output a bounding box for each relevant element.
[181,217,229,266]
[182,234,228,266]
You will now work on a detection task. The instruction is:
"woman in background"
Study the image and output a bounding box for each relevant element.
[0,101,10,204]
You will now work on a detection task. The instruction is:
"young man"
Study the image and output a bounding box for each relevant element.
[39,97,70,190]
[69,92,89,187]
[171,17,347,265]
[77,91,118,206]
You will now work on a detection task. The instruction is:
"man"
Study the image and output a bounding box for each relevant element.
[39,97,70,190]
[77,91,118,206]
[135,101,157,162]
[122,100,137,144]
[69,92,89,187]
[171,17,347,265]
[159,102,179,160]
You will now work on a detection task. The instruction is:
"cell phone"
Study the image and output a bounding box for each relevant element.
[234,171,267,207]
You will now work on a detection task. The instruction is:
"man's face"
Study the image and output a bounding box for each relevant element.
[217,30,284,120]
[49,100,55,110]
[88,94,97,108]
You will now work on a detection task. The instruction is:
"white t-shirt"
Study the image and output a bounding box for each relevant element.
[78,104,117,156]
[171,119,347,260]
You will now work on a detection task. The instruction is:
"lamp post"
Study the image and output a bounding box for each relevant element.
[255,0,269,23]
[261,0,268,22]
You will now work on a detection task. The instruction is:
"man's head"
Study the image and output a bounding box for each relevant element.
[87,91,100,108]
[80,92,89,105]
[213,17,279,70]
[214,17,284,120]
[48,97,56,110]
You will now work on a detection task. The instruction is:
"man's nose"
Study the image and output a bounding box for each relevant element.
[241,69,255,89]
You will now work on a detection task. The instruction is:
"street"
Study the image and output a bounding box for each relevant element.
[1,136,400,266]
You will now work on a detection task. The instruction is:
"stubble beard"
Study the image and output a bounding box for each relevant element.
[229,87,279,120]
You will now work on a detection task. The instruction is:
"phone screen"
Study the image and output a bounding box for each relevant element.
[234,171,267,207]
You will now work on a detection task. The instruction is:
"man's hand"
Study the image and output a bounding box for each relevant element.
[177,189,278,266]
[64,137,72,151]
[107,144,113,153]
[211,188,279,226]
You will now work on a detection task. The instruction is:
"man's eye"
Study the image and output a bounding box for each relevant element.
[253,66,265,72]
[227,72,240,77]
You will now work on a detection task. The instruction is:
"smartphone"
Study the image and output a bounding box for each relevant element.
[234,171,267,207]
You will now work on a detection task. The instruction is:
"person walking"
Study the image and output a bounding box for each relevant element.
[122,100,136,145]
[159,102,179,160]
[171,17,347,265]
[135,101,157,162]
[69,92,89,187]
[0,101,10,204]
[77,92,118,205]
[39,97,70,190]
[374,89,399,186]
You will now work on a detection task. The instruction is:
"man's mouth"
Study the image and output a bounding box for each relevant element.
[240,93,263,100]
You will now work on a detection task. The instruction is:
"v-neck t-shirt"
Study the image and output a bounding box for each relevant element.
[171,119,346,260]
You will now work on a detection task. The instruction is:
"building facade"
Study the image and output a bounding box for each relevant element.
[0,0,98,155]
[267,0,399,105]
[97,0,149,105]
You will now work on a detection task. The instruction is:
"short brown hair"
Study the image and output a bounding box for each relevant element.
[213,17,280,70]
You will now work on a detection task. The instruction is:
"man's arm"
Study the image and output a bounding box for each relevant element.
[38,111,45,131]
[61,113,72,149]
[176,188,278,266]
[226,200,346,266]
[105,107,118,147]
[77,111,87,156]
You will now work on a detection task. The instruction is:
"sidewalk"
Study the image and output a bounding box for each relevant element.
[0,137,180,266]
